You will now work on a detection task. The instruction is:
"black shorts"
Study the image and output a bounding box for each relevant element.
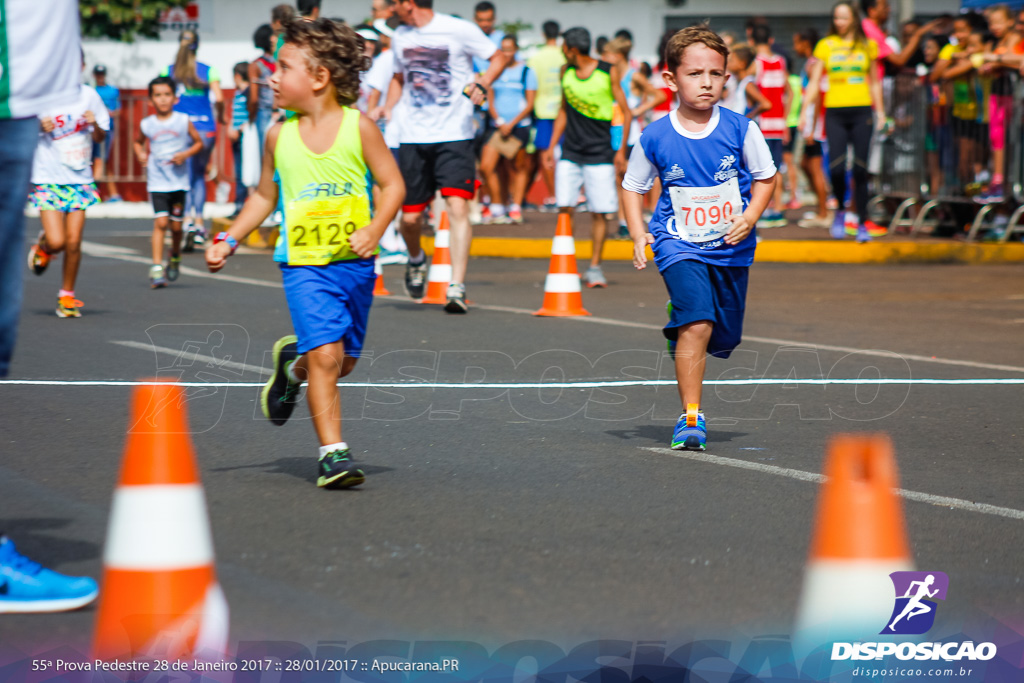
[804,140,823,158]
[399,140,477,212]
[952,117,985,141]
[151,190,186,221]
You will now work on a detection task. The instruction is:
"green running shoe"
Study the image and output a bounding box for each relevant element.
[261,335,302,425]
[317,449,366,489]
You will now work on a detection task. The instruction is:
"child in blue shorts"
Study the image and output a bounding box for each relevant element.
[622,25,777,451]
[207,18,405,489]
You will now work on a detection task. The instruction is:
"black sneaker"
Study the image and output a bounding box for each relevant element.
[317,449,366,489]
[261,335,302,425]
[444,283,468,314]
[404,259,428,299]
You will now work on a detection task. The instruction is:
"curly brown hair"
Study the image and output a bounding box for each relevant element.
[284,18,371,107]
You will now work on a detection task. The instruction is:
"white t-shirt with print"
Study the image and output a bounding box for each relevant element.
[140,112,192,193]
[391,13,497,144]
[31,85,110,185]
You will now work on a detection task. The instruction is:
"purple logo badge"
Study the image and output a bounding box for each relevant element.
[881,571,949,635]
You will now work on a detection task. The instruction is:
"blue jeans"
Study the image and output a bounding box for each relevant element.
[231,137,248,211]
[0,117,42,377]
[185,130,217,221]
[255,107,273,160]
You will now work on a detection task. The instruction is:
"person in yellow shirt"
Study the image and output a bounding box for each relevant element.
[801,0,885,242]
[526,20,565,209]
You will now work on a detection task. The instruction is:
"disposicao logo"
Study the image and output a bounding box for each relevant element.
[831,571,998,662]
[882,571,949,635]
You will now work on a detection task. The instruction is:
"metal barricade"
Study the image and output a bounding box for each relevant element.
[871,72,928,234]
[908,70,1023,241]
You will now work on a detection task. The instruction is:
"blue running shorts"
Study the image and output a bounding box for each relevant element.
[280,258,376,356]
[661,259,749,358]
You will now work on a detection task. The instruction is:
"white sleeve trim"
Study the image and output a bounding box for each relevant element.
[622,139,658,193]
[743,119,777,180]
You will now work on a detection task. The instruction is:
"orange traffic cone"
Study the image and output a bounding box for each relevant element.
[534,213,590,317]
[793,434,913,657]
[373,258,391,295]
[420,211,451,304]
[93,382,229,661]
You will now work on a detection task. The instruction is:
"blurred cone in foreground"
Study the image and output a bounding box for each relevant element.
[420,211,451,304]
[373,258,391,295]
[534,213,590,317]
[793,434,913,658]
[93,382,229,661]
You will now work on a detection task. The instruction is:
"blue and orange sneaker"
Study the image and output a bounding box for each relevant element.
[0,535,98,613]
[671,404,706,451]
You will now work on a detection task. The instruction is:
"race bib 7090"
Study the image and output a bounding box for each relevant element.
[666,177,742,243]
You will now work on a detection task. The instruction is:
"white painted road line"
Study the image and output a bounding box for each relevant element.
[110,340,271,377]
[3,378,1024,389]
[642,447,1024,522]
[80,240,1024,375]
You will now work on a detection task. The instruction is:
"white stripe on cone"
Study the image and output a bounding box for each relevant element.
[793,559,913,658]
[544,273,582,293]
[104,485,215,569]
[551,236,577,255]
[427,263,452,283]
[374,259,383,276]
[435,230,450,249]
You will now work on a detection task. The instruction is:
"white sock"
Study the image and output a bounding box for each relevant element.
[318,442,348,459]
[408,251,426,266]
[285,358,304,384]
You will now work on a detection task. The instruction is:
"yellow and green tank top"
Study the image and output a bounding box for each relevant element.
[561,60,615,164]
[273,108,374,265]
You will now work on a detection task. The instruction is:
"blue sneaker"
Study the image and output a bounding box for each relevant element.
[0,536,98,613]
[671,406,706,451]
[830,211,846,239]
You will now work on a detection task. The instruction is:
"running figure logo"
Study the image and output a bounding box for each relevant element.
[714,155,738,182]
[881,571,949,635]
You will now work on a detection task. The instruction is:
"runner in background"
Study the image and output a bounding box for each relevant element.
[135,76,204,288]
[26,56,110,318]
[91,64,121,202]
[541,26,632,289]
[752,24,791,228]
[162,29,225,250]
[526,20,564,212]
[384,0,508,313]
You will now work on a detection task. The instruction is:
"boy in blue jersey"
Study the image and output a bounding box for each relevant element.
[622,25,777,451]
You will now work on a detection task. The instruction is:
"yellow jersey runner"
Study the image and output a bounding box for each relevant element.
[273,108,375,265]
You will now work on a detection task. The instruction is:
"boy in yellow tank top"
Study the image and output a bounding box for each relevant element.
[207,19,405,489]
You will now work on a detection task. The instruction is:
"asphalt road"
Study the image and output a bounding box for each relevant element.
[2,219,1022,662]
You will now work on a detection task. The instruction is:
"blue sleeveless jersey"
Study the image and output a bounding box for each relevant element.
[163,63,217,132]
[640,106,757,270]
